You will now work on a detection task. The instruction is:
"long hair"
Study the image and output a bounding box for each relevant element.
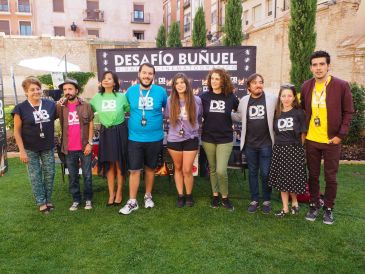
[207,68,234,96]
[99,71,120,95]
[169,73,197,128]
[275,84,300,119]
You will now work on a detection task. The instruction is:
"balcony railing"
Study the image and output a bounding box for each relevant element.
[84,9,104,22]
[130,12,150,24]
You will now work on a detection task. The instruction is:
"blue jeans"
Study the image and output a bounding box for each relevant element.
[26,149,55,206]
[244,145,273,202]
[66,151,93,202]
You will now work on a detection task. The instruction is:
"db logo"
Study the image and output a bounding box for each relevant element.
[102,100,116,112]
[209,100,225,112]
[138,97,154,109]
[0,101,3,119]
[249,105,265,117]
[68,111,79,124]
[158,77,166,84]
[278,118,293,129]
[230,77,238,84]
[33,110,50,122]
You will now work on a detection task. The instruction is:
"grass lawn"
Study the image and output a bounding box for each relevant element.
[0,158,364,274]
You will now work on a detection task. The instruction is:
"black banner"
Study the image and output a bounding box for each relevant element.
[0,64,8,176]
[96,46,256,98]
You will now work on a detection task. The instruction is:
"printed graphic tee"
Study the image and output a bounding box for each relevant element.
[274,108,307,145]
[67,101,82,151]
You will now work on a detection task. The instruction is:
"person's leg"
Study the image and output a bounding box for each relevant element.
[143,140,163,198]
[114,161,124,204]
[305,141,323,207]
[129,170,141,199]
[215,142,233,198]
[66,151,82,203]
[40,148,55,206]
[281,192,289,212]
[259,145,273,202]
[26,150,47,209]
[106,163,116,204]
[244,146,260,202]
[322,144,341,209]
[81,152,93,202]
[168,148,184,195]
[182,150,198,195]
[144,166,155,195]
[202,142,219,196]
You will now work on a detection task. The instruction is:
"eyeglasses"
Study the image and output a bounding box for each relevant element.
[280,83,295,89]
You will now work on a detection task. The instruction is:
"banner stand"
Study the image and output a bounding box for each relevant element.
[0,64,8,176]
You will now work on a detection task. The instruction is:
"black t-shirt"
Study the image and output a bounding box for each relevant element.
[274,108,307,145]
[12,99,56,152]
[245,93,272,148]
[200,91,239,144]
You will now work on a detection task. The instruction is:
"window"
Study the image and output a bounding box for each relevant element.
[0,0,9,12]
[166,2,171,30]
[211,2,217,25]
[87,0,99,10]
[18,0,30,13]
[133,31,144,40]
[176,0,180,22]
[184,12,190,33]
[19,21,31,35]
[243,10,249,26]
[54,26,65,36]
[0,20,10,35]
[267,0,273,16]
[253,4,262,23]
[87,29,99,37]
[283,0,290,11]
[133,4,144,21]
[53,0,64,12]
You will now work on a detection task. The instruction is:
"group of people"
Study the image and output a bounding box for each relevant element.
[13,50,353,225]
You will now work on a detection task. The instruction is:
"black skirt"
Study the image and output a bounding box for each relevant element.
[268,144,307,194]
[98,121,128,176]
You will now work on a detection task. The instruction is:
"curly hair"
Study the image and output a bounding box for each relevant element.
[207,68,234,96]
[169,73,197,128]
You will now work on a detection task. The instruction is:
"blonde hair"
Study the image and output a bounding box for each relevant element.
[22,76,42,92]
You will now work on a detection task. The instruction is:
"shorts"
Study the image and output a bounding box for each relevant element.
[128,140,163,170]
[167,137,199,152]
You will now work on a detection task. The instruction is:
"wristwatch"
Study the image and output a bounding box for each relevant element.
[88,140,93,146]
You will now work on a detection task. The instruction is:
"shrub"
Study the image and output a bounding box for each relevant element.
[4,105,15,130]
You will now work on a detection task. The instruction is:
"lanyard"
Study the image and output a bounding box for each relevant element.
[179,102,185,131]
[313,77,329,117]
[28,99,44,133]
[139,86,151,118]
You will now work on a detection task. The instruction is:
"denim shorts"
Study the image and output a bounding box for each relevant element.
[128,140,163,170]
[167,137,199,152]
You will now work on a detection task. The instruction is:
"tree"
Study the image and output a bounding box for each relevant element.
[156,25,167,48]
[167,22,182,47]
[192,6,207,47]
[223,0,243,46]
[37,72,95,93]
[288,0,317,91]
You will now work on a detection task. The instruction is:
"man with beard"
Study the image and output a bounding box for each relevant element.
[119,63,167,215]
[57,78,94,211]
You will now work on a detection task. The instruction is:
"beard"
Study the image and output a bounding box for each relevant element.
[139,77,153,89]
[66,94,77,101]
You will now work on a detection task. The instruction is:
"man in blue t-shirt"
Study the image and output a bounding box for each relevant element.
[119,63,167,215]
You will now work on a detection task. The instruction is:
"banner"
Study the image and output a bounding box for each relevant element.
[0,64,8,176]
[96,46,256,98]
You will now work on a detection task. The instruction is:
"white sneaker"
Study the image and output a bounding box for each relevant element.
[144,195,155,208]
[84,200,92,210]
[69,202,79,211]
[119,200,139,215]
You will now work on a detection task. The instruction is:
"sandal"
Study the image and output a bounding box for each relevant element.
[291,205,299,215]
[39,206,49,214]
[47,204,55,211]
[275,209,289,218]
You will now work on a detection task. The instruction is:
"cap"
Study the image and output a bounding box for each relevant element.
[58,78,80,91]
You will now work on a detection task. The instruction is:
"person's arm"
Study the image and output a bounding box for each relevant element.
[231,98,243,122]
[13,114,28,164]
[84,120,94,156]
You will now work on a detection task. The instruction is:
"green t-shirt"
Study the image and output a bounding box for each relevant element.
[90,92,130,128]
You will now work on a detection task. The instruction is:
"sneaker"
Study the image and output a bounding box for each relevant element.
[84,200,92,210]
[119,200,139,215]
[185,194,194,207]
[211,196,220,208]
[305,204,320,221]
[144,194,155,209]
[262,201,271,214]
[222,198,234,211]
[69,202,79,211]
[247,201,259,213]
[291,205,299,215]
[176,195,185,208]
[323,208,334,225]
[275,209,289,218]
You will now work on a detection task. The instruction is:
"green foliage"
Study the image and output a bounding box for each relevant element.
[288,0,317,91]
[4,105,15,130]
[192,7,207,47]
[223,0,243,46]
[344,83,365,144]
[37,72,95,93]
[156,25,167,48]
[167,22,182,48]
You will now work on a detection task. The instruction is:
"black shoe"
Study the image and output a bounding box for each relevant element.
[222,198,234,211]
[323,207,334,225]
[275,209,289,218]
[305,204,320,221]
[291,205,299,215]
[176,195,185,208]
[185,194,194,207]
[211,196,220,208]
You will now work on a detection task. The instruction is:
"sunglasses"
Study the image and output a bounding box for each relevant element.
[280,83,295,89]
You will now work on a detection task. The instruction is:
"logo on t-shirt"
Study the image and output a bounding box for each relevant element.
[68,111,80,125]
[33,110,50,124]
[138,97,154,110]
[102,100,116,112]
[209,100,225,113]
[248,105,265,120]
[278,117,294,131]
